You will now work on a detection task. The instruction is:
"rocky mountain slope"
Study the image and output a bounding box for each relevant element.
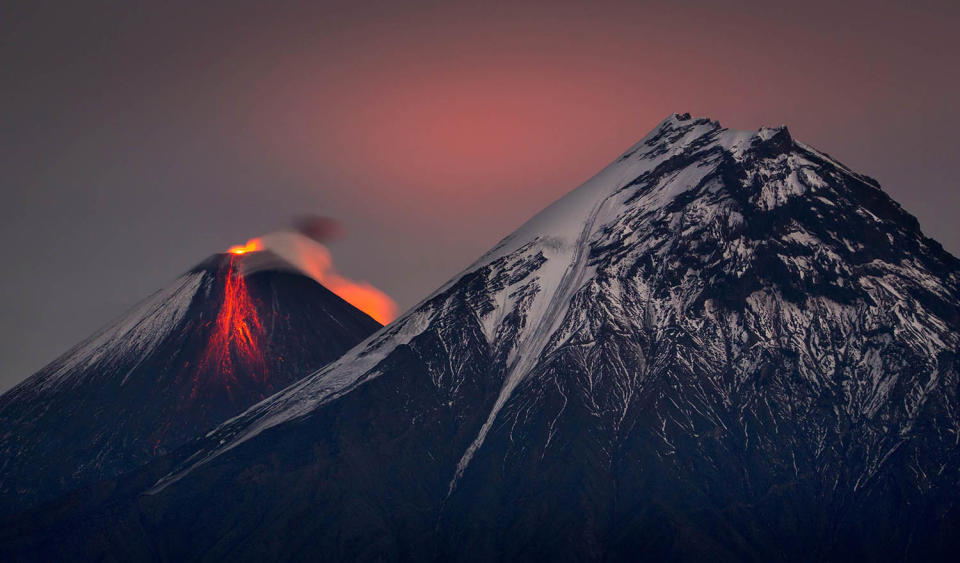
[4,114,959,561]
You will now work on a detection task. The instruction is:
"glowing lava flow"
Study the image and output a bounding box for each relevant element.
[193,255,268,400]
[154,255,269,456]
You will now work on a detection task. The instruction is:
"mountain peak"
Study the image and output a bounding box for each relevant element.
[154,114,960,493]
[643,112,794,153]
[480,114,806,270]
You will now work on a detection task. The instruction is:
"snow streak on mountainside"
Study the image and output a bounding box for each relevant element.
[7,114,959,561]
[28,272,206,393]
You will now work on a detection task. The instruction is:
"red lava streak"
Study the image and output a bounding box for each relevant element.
[154,255,271,455]
[194,255,268,400]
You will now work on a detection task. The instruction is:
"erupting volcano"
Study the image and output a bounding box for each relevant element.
[0,243,382,513]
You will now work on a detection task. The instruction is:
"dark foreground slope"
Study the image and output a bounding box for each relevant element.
[0,251,381,514]
[4,114,960,562]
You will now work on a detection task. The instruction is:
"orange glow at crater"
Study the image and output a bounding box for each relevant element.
[227,239,264,255]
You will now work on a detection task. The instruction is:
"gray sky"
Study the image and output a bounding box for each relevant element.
[2,0,959,391]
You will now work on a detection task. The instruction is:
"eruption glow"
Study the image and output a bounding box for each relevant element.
[154,254,269,455]
[227,240,263,255]
[196,255,267,396]
[227,233,398,325]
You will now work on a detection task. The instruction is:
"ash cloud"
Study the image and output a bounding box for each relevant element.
[293,216,343,244]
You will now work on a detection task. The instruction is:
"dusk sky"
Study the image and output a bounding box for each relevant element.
[2,0,959,391]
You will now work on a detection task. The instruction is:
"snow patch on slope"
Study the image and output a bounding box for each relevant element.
[34,272,205,392]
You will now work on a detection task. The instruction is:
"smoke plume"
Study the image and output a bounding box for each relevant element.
[236,231,397,325]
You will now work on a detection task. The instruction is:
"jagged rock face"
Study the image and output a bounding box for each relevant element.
[4,114,959,561]
[0,253,381,514]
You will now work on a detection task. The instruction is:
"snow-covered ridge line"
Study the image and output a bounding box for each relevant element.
[22,272,205,394]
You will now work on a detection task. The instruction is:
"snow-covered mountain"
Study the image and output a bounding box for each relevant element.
[5,114,960,561]
[0,249,381,513]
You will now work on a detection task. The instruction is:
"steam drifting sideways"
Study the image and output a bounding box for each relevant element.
[229,231,398,325]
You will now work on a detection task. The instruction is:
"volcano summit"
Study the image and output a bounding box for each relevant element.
[4,114,960,562]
